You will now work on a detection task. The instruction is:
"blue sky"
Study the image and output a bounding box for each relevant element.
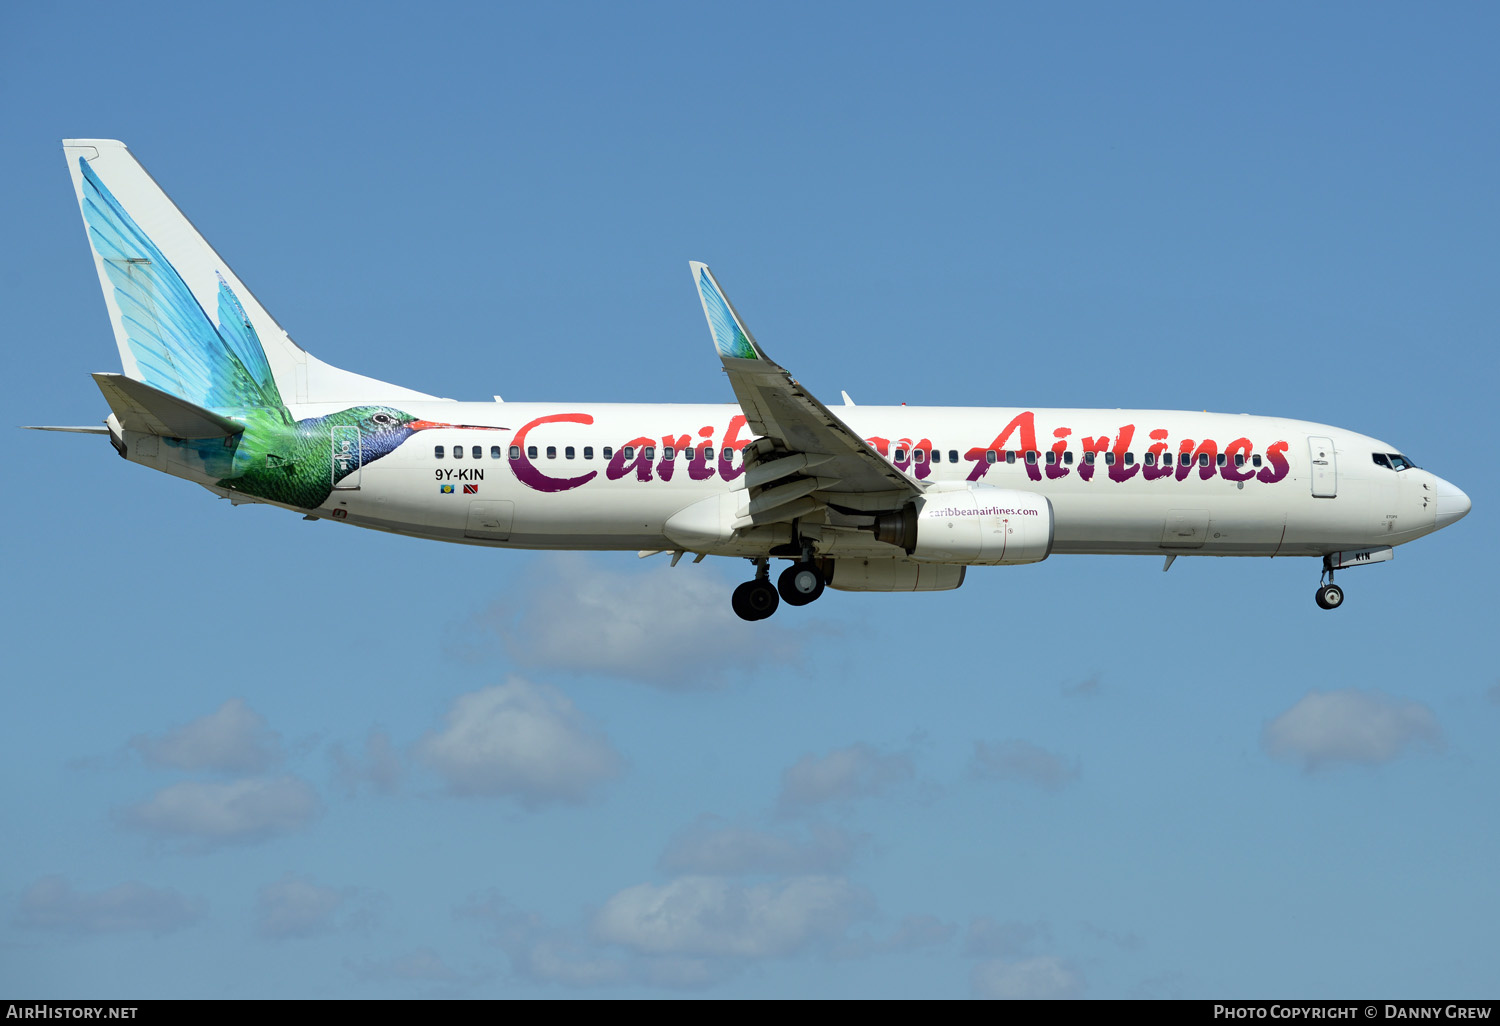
[3,0,1496,998]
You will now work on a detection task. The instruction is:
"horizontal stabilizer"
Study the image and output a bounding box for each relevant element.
[22,424,109,434]
[92,373,243,438]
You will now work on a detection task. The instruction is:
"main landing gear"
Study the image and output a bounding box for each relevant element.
[732,557,826,621]
[1315,559,1344,610]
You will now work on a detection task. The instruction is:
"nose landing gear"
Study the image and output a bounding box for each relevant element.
[1315,558,1344,610]
[1315,582,1344,609]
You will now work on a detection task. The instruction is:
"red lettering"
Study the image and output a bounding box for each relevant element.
[1047,427,1071,480]
[658,433,691,481]
[1109,424,1140,483]
[966,412,1039,482]
[1222,437,1255,482]
[510,414,598,493]
[1257,440,1290,484]
[606,436,656,482]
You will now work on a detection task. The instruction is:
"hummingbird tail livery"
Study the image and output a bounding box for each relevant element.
[45,140,1472,618]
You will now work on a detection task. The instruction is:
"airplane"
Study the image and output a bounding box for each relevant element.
[34,139,1471,621]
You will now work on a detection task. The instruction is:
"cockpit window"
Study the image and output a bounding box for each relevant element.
[1374,452,1417,471]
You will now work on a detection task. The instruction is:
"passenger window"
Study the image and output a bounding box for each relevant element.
[509,445,520,459]
[1234,453,1245,467]
[664,446,675,460]
[1005,451,1015,464]
[1124,452,1135,466]
[644,446,656,460]
[603,446,614,459]
[704,447,714,460]
[894,448,907,461]
[915,449,926,463]
[469,445,479,459]
[1104,452,1115,466]
[1063,451,1074,465]
[1025,450,1037,465]
[584,446,594,460]
[1252,454,1262,468]
[565,446,575,460]
[985,450,997,464]
[546,446,557,459]
[948,450,959,463]
[527,445,538,459]
[931,449,942,464]
[453,445,463,459]
[434,445,445,458]
[1145,452,1156,466]
[1163,452,1173,467]
[1215,453,1226,467]
[1199,453,1210,468]
[491,445,502,459]
[1084,452,1095,465]
[1045,451,1056,465]
[622,446,634,459]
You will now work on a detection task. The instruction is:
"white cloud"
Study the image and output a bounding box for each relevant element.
[129,698,280,773]
[15,875,204,936]
[331,728,402,797]
[255,873,347,939]
[969,739,1079,791]
[1262,689,1443,770]
[481,554,805,689]
[458,893,630,988]
[121,776,320,846]
[657,818,861,876]
[416,679,622,806]
[777,743,914,813]
[972,956,1084,999]
[965,917,1050,957]
[593,875,870,959]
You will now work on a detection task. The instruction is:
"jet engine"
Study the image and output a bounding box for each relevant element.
[824,559,966,592]
[872,487,1054,565]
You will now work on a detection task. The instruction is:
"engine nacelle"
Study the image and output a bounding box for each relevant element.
[824,558,966,592]
[873,488,1054,565]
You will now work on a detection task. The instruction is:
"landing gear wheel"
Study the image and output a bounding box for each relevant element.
[1315,583,1344,610]
[732,579,780,621]
[778,562,825,606]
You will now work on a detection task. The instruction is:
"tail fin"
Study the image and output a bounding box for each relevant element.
[63,140,437,408]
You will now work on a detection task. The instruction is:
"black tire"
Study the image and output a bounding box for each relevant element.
[778,562,826,606]
[733,579,780,621]
[1316,583,1344,610]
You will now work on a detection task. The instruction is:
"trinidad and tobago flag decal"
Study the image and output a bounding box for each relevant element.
[464,484,479,494]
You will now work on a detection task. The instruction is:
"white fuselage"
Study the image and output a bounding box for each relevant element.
[131,401,1452,563]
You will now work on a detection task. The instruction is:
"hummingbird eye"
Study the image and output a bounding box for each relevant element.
[371,413,394,425]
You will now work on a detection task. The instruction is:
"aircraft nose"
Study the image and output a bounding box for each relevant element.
[1433,477,1471,528]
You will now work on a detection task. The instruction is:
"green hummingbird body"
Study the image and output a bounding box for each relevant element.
[210,406,433,509]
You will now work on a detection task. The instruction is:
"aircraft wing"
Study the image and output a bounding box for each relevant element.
[691,263,920,523]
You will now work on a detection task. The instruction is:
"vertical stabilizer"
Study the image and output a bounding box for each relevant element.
[63,140,438,408]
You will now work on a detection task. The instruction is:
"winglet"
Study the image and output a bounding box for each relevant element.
[690,262,765,362]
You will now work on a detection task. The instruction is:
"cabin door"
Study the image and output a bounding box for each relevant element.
[1308,436,1336,498]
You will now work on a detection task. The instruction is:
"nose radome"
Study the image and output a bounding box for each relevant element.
[1434,477,1471,528]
